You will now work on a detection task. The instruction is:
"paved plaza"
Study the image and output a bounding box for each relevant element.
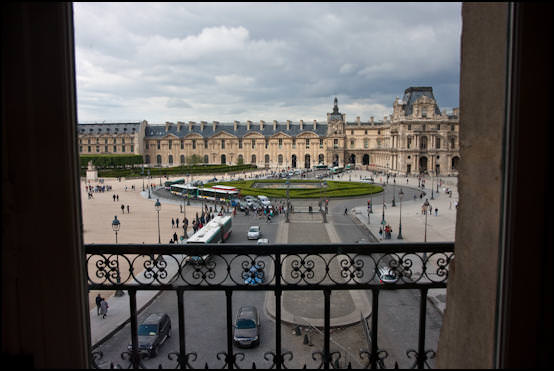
[83,169,457,350]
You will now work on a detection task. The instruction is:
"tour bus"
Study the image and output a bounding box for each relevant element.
[184,215,233,264]
[164,178,185,189]
[330,166,344,174]
[169,184,198,199]
[345,164,353,170]
[198,187,239,202]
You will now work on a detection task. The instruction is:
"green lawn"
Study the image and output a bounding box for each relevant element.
[204,179,383,199]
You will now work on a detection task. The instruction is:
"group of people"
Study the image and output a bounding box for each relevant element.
[86,183,112,199]
[379,224,393,240]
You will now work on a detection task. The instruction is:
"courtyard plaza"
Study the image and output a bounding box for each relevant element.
[84,168,456,352]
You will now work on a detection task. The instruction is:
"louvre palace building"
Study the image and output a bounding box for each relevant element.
[77,86,460,176]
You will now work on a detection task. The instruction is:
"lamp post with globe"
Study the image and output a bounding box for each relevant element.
[397,188,404,239]
[111,216,124,297]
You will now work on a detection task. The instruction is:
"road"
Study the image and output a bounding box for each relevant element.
[94,174,443,369]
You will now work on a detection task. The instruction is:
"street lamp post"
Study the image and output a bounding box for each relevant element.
[322,181,327,223]
[392,181,396,207]
[111,216,124,297]
[155,199,161,244]
[142,165,145,192]
[285,178,290,223]
[423,198,430,261]
[381,192,386,226]
[147,169,151,199]
[181,197,187,238]
[397,188,404,239]
[431,172,435,200]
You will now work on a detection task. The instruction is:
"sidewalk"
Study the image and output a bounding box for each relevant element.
[350,176,458,314]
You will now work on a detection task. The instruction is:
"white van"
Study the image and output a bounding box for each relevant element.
[258,195,271,207]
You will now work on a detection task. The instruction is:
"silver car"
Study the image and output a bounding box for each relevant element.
[247,226,261,240]
[233,305,260,347]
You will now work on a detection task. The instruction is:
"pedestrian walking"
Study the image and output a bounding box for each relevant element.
[121,204,125,214]
[127,205,130,214]
[95,294,102,316]
[100,298,109,319]
[435,208,438,216]
[344,208,348,215]
[171,218,175,228]
[113,194,116,202]
[173,232,178,243]
[116,194,119,201]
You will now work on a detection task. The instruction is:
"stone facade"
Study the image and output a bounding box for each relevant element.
[77,87,460,176]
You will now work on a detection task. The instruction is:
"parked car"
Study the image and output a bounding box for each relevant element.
[247,226,261,240]
[128,313,171,357]
[257,238,269,245]
[377,266,398,284]
[233,305,260,347]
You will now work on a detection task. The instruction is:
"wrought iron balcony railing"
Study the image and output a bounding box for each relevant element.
[87,242,454,369]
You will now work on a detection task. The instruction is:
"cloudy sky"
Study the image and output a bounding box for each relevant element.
[73,2,461,124]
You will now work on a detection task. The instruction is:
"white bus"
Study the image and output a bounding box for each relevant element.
[198,187,239,202]
[170,184,198,198]
[330,166,344,174]
[184,215,233,263]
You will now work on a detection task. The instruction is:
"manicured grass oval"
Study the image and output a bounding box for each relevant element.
[205,179,383,199]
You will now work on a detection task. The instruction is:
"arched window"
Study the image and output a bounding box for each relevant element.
[420,136,428,150]
[156,155,162,165]
[203,155,209,164]
[251,154,256,164]
[318,154,324,164]
[180,154,185,164]
[265,154,270,166]
[238,154,244,164]
[145,155,150,164]
[221,154,226,164]
[278,154,283,165]
[168,155,173,165]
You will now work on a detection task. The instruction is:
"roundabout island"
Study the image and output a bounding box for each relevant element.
[203,179,383,199]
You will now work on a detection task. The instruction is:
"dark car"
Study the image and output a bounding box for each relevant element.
[128,313,171,357]
[233,305,260,347]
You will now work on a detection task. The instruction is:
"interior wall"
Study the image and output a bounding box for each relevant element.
[436,3,509,368]
[1,3,90,367]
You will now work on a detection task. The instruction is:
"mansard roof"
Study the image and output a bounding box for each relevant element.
[77,122,141,135]
[401,87,442,116]
[144,122,328,139]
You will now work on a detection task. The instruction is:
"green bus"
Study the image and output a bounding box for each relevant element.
[164,178,185,189]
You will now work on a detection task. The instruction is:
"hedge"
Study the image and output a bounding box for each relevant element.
[203,179,383,199]
[83,164,258,178]
[80,154,143,169]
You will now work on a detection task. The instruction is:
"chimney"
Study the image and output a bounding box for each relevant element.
[247,120,252,131]
[188,121,195,131]
[273,120,278,131]
[201,121,206,131]
[313,120,317,130]
[165,121,172,131]
[356,116,360,126]
[213,121,218,131]
[299,120,304,130]
[286,120,291,131]
[177,121,184,131]
[260,120,264,130]
[370,116,374,124]
[234,120,239,131]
